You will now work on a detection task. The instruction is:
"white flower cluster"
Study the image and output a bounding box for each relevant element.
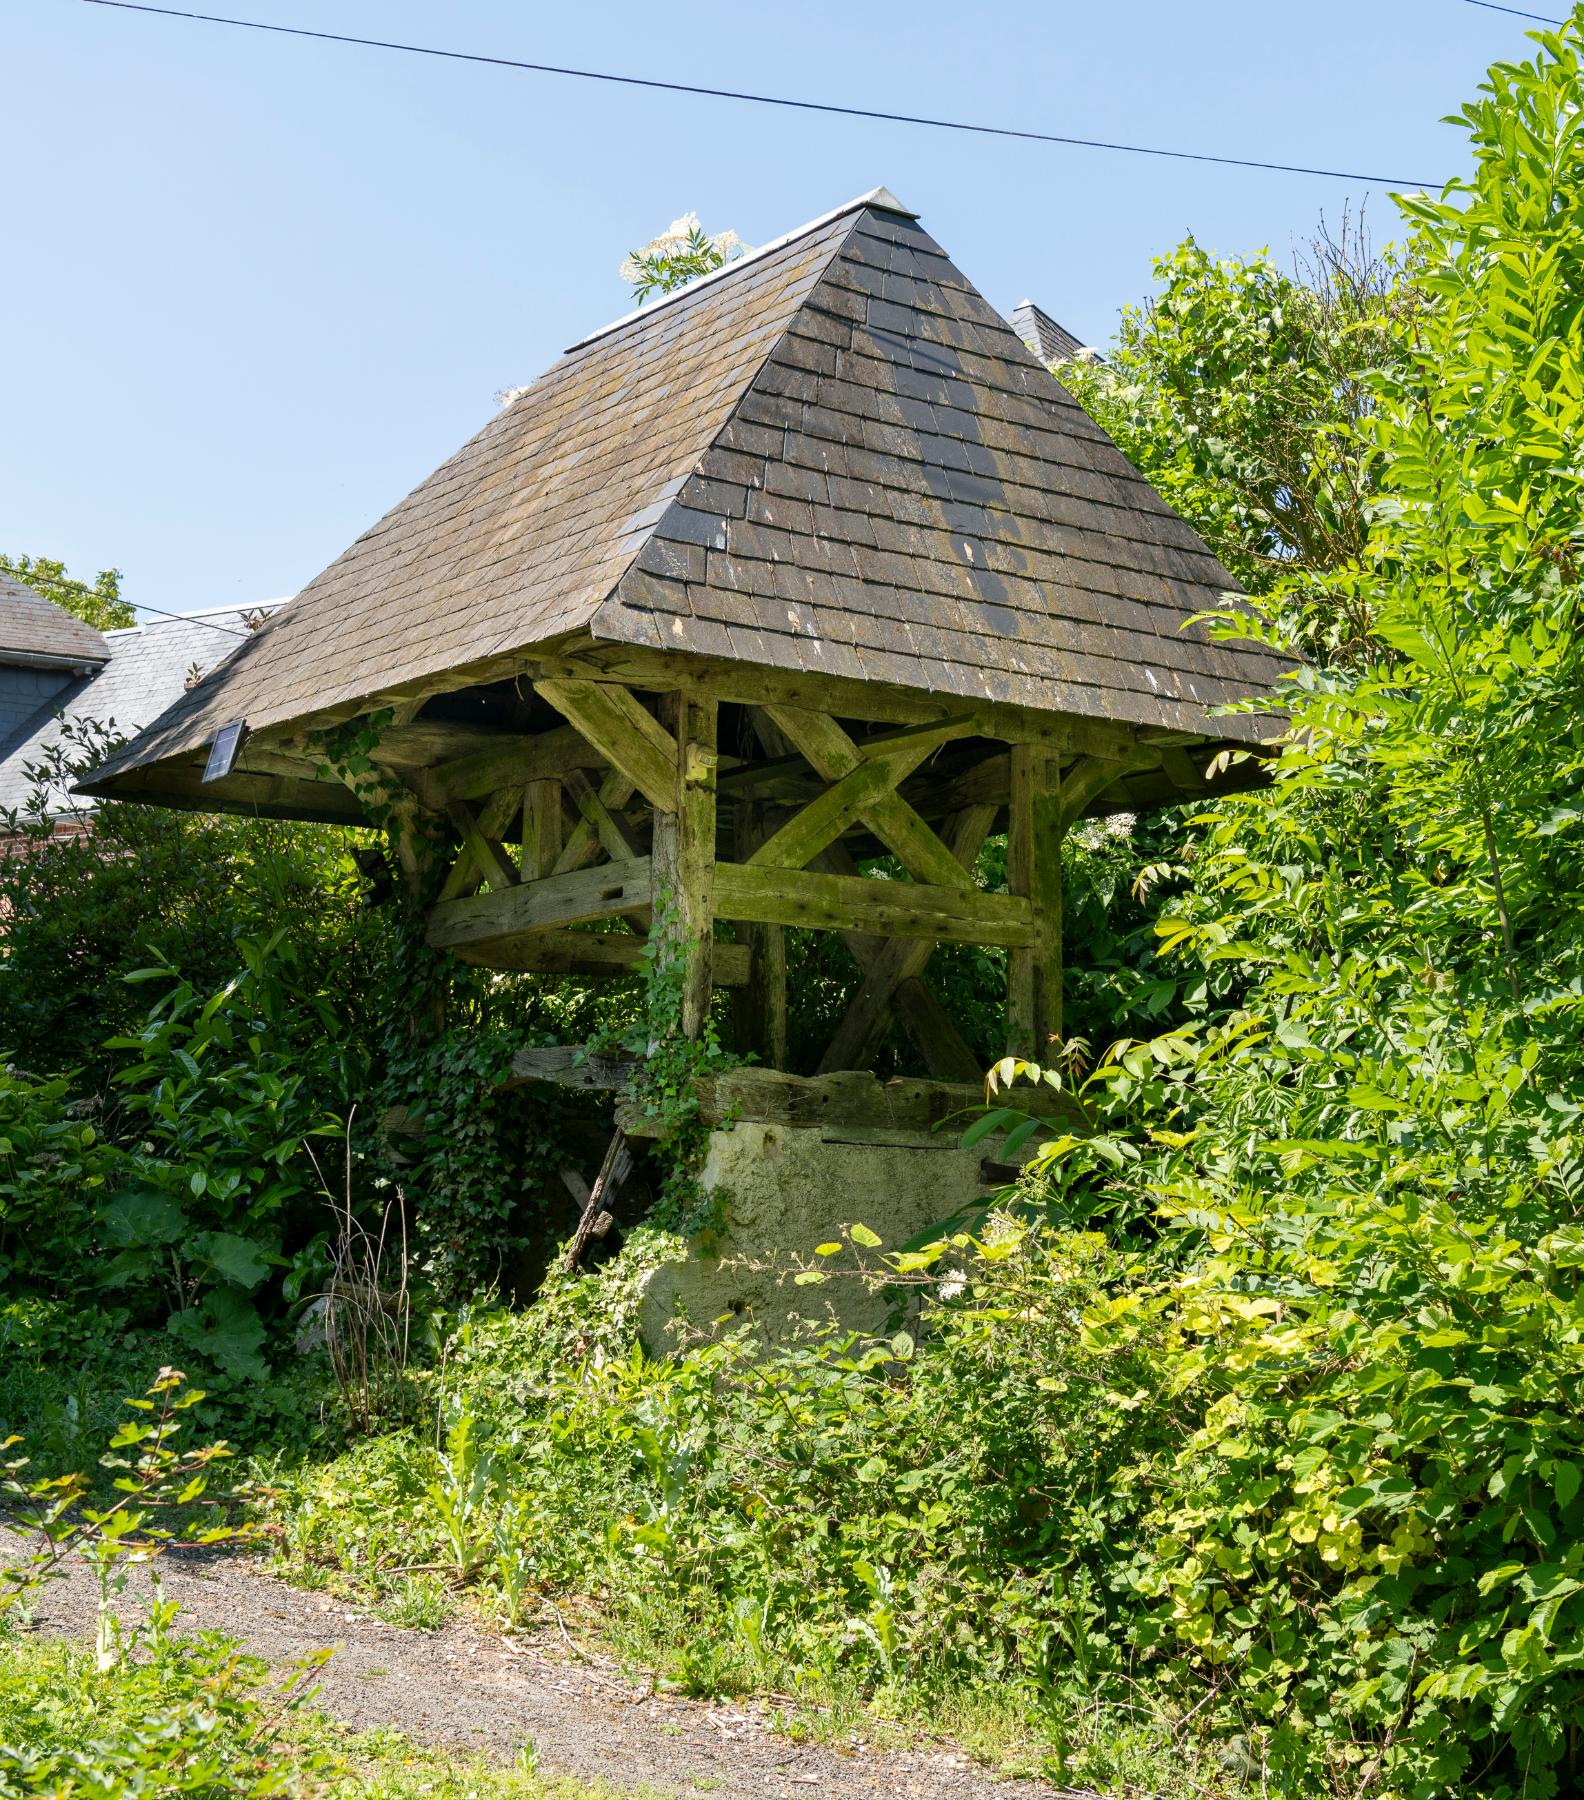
[617,213,750,286]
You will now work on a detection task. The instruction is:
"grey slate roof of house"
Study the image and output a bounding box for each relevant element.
[1008,300,1090,367]
[83,188,1289,800]
[0,572,112,669]
[0,603,284,820]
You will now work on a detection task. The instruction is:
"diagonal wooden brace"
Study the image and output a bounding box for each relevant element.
[535,679,678,813]
[816,802,1000,1075]
[760,706,975,889]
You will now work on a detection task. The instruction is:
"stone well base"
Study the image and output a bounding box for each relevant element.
[635,1118,1000,1350]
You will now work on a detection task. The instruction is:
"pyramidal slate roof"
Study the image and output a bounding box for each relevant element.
[85,189,1286,798]
[1,571,111,670]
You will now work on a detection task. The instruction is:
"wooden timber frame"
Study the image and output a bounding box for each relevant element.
[410,665,1193,1075]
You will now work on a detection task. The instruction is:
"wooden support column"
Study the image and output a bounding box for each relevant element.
[733,801,788,1068]
[1006,745,1065,1061]
[520,780,563,879]
[652,691,717,1041]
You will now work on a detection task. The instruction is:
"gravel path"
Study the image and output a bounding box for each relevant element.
[9,1538,1084,1800]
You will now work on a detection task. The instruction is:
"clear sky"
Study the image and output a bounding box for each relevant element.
[2,0,1549,618]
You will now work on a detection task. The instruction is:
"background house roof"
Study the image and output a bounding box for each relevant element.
[83,190,1289,802]
[0,571,111,671]
[0,602,284,821]
[1008,300,1090,366]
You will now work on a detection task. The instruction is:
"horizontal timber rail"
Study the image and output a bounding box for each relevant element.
[429,857,1036,960]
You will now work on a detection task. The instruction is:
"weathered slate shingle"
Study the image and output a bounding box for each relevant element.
[85,190,1288,796]
[1,572,111,668]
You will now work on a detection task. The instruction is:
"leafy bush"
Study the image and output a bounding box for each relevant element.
[0,721,382,1095]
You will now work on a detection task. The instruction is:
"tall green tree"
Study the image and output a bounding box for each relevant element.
[0,552,133,631]
[1061,222,1406,660]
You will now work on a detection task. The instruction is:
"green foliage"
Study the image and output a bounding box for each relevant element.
[618,212,746,303]
[1060,220,1405,658]
[0,719,381,1090]
[0,552,133,631]
[586,903,739,1236]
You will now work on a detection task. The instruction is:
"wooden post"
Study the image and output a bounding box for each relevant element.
[653,691,717,1041]
[1006,745,1064,1062]
[520,780,563,879]
[733,800,788,1068]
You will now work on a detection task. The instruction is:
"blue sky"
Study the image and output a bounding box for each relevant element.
[2,0,1546,618]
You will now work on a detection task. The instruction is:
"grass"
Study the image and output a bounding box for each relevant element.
[0,1636,629,1800]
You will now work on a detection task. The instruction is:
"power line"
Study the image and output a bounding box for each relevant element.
[1461,0,1565,20]
[129,602,255,637]
[84,0,1437,187]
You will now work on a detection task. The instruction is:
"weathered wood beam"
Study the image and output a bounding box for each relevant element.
[733,802,788,1068]
[535,679,677,814]
[548,645,1146,760]
[552,771,637,875]
[892,977,986,1085]
[761,706,974,890]
[445,799,520,891]
[815,803,1000,1074]
[435,786,522,903]
[651,692,718,1039]
[1007,745,1065,1060]
[1054,750,1159,830]
[452,928,749,985]
[427,856,653,954]
[431,725,606,806]
[520,779,563,879]
[371,721,522,770]
[715,859,1032,946]
[563,767,642,864]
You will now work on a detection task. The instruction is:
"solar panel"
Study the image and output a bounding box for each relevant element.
[202,720,248,783]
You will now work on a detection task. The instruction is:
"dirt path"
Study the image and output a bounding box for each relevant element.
[10,1539,1084,1800]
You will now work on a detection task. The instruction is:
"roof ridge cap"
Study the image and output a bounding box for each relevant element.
[563,187,915,357]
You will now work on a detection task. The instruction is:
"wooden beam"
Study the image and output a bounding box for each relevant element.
[427,856,653,954]
[452,928,749,985]
[446,799,520,891]
[563,767,643,864]
[651,692,717,1040]
[815,804,1000,1073]
[432,725,605,805]
[761,706,974,890]
[553,771,637,875]
[748,750,913,871]
[1057,752,1156,831]
[520,780,564,879]
[893,977,986,1084]
[715,859,1032,946]
[535,679,677,813]
[434,785,523,903]
[1007,745,1065,1060]
[733,802,788,1068]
